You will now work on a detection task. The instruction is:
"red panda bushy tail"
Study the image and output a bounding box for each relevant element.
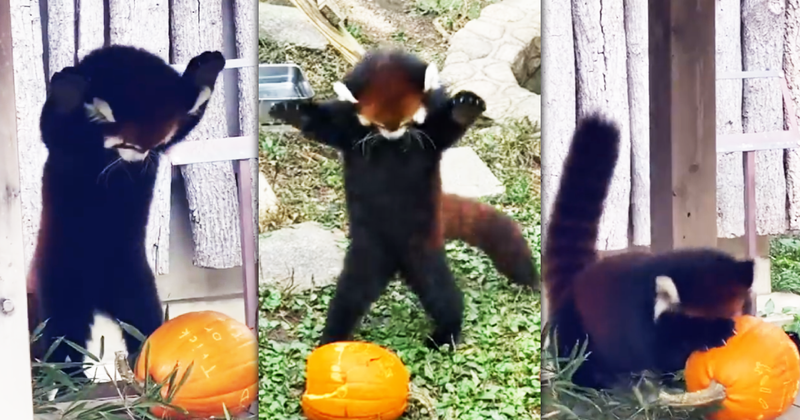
[544,114,620,313]
[442,194,539,288]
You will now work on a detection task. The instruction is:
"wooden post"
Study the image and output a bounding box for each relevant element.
[648,0,718,252]
[0,0,35,416]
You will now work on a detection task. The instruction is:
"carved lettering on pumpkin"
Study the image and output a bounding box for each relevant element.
[239,388,250,406]
[179,329,191,339]
[203,354,209,360]
[201,365,216,378]
[759,387,772,394]
[194,343,204,350]
[212,332,223,341]
[758,398,769,410]
[189,335,198,343]
[754,362,772,375]
[231,331,243,340]
[760,376,770,386]
[204,327,213,332]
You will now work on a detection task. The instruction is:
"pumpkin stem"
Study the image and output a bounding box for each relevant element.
[657,381,727,407]
[409,383,439,419]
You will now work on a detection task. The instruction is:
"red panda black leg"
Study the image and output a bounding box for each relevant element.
[401,248,465,350]
[103,272,164,367]
[319,235,396,346]
[38,288,95,379]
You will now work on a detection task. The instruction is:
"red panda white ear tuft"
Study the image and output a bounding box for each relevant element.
[424,63,441,92]
[654,275,680,320]
[333,82,358,103]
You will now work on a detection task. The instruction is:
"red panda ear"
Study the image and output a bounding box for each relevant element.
[424,63,441,92]
[333,82,358,103]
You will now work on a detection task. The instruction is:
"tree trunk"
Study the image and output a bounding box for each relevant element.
[784,0,800,230]
[109,0,173,274]
[540,0,576,228]
[572,0,631,250]
[171,0,242,269]
[624,0,648,246]
[742,0,787,236]
[715,0,745,238]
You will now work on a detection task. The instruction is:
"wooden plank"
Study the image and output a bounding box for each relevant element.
[784,0,800,230]
[108,0,173,275]
[232,0,260,250]
[166,136,258,165]
[0,0,35,415]
[624,0,650,247]
[572,0,631,250]
[171,0,243,269]
[648,0,717,252]
[718,131,800,153]
[170,57,257,72]
[540,0,576,324]
[714,0,745,240]
[10,0,48,289]
[76,0,104,60]
[718,70,782,80]
[46,1,75,79]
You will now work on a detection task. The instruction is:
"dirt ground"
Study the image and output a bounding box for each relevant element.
[261,0,471,67]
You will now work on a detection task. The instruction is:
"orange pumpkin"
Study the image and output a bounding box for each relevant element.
[301,341,411,420]
[682,315,800,420]
[134,310,257,419]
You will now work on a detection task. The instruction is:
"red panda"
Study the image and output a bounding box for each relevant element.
[269,49,538,348]
[543,114,754,389]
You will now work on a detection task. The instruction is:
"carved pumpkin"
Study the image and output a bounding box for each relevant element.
[302,341,411,420]
[679,315,800,420]
[134,310,257,419]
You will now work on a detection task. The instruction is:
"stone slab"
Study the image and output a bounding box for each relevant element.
[259,4,329,50]
[259,171,279,219]
[259,221,346,291]
[440,146,505,198]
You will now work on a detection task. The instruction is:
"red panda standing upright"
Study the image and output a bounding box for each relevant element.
[270,49,537,349]
[544,114,754,389]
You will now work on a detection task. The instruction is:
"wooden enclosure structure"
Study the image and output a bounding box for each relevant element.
[0,0,258,417]
[541,0,800,320]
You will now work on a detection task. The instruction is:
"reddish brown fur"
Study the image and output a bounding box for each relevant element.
[441,193,537,286]
[352,58,424,131]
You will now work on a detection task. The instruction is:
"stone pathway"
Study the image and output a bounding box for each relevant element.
[440,0,541,124]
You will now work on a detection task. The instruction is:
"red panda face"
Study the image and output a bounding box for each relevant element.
[332,52,441,140]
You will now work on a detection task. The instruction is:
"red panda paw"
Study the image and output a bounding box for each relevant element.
[450,90,486,126]
[269,100,313,129]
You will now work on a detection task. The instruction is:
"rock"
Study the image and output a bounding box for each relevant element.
[440,0,540,125]
[258,171,279,219]
[259,4,329,50]
[440,147,505,198]
[259,222,346,291]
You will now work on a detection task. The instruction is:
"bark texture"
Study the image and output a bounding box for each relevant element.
[540,0,576,231]
[572,0,631,250]
[171,0,242,269]
[716,0,746,238]
[742,0,787,236]
[784,0,800,230]
[623,0,649,246]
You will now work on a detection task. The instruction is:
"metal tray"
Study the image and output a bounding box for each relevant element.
[258,64,315,125]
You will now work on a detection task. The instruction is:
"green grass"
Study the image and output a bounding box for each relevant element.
[770,235,800,294]
[258,95,542,418]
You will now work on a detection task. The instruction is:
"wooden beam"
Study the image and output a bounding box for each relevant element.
[0,0,35,416]
[648,0,717,252]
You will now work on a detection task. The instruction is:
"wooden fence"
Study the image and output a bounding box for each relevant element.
[541,0,800,251]
[0,0,259,417]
